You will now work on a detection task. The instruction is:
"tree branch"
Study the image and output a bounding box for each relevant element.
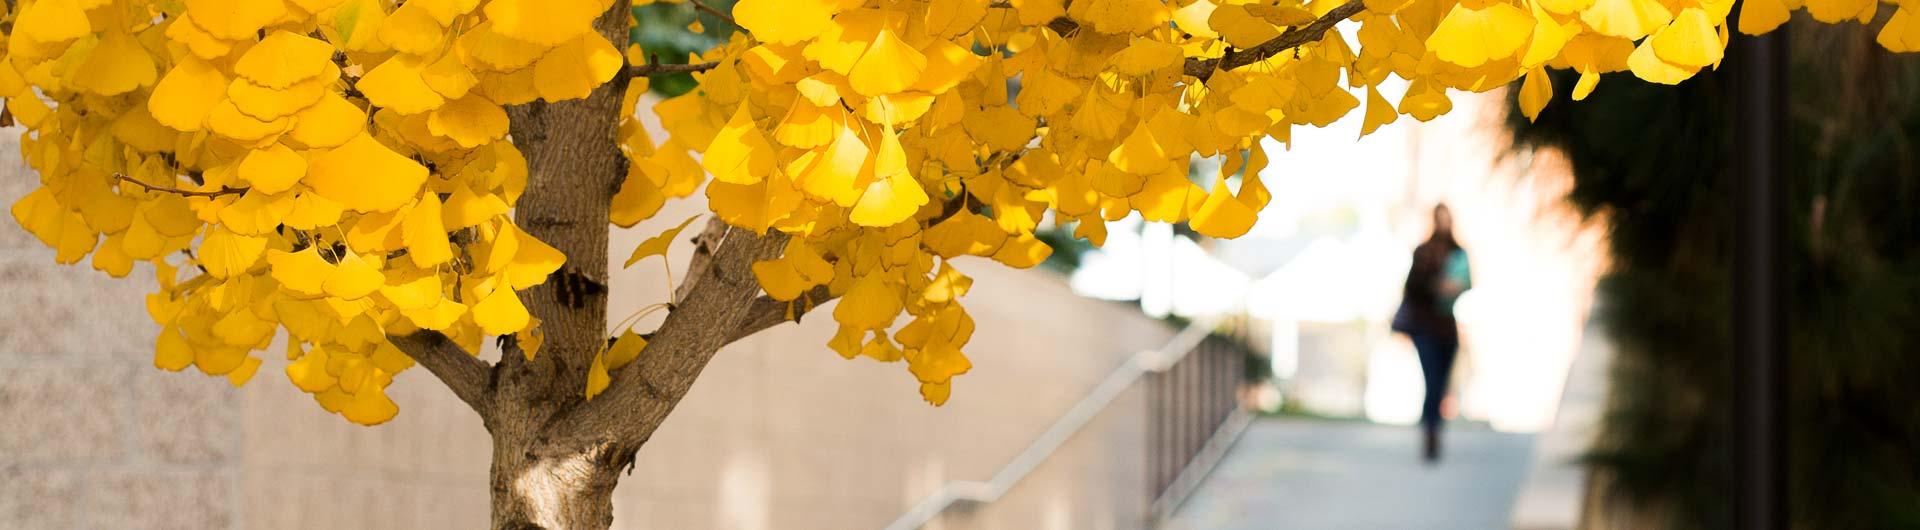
[389,331,494,416]
[558,227,788,445]
[1183,0,1366,80]
[672,217,731,304]
[687,0,736,26]
[114,174,247,198]
[629,61,722,77]
[727,285,836,344]
[998,0,1366,81]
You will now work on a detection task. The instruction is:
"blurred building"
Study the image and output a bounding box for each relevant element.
[1067,82,1606,433]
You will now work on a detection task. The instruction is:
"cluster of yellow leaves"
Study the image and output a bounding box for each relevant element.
[606,0,1910,406]
[7,0,1911,417]
[2,0,625,425]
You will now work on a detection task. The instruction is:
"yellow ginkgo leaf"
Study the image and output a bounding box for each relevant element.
[379,1,448,55]
[1579,0,1674,40]
[1109,124,1170,175]
[482,0,600,46]
[402,297,468,330]
[238,143,309,195]
[1109,39,1184,76]
[360,54,447,115]
[1626,39,1697,84]
[796,123,872,207]
[503,226,565,290]
[403,194,453,267]
[532,32,624,102]
[235,31,337,89]
[1190,178,1258,239]
[472,284,532,335]
[324,250,385,300]
[149,56,232,132]
[73,31,158,96]
[605,329,647,370]
[155,327,195,371]
[1739,0,1791,34]
[341,381,399,425]
[834,272,902,331]
[379,272,443,310]
[428,94,510,148]
[443,185,510,229]
[199,226,267,279]
[307,134,430,213]
[1519,66,1553,121]
[1359,84,1399,137]
[268,246,336,298]
[753,258,810,301]
[625,215,700,268]
[16,0,90,44]
[1427,3,1536,68]
[283,191,346,230]
[848,29,927,97]
[288,93,368,149]
[736,0,837,44]
[216,190,296,235]
[1650,8,1723,68]
[906,340,972,384]
[990,231,1054,269]
[185,0,289,40]
[585,352,612,399]
[423,52,481,99]
[286,343,338,392]
[227,66,340,121]
[848,128,928,227]
[703,106,777,185]
[611,164,667,228]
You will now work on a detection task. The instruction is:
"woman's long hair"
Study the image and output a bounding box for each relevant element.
[1406,205,1460,305]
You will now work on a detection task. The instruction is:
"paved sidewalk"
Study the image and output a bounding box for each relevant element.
[1165,418,1534,530]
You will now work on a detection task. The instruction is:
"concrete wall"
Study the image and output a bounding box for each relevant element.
[0,131,1175,529]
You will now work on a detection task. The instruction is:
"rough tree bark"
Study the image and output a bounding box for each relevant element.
[485,0,631,525]
[381,4,841,529]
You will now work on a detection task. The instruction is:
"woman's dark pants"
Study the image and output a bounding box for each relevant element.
[1411,333,1459,434]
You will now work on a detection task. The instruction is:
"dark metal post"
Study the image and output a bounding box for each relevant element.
[1732,25,1788,530]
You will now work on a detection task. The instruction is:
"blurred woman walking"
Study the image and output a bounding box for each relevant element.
[1391,204,1473,463]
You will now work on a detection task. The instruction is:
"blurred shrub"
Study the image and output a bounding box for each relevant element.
[1506,19,1920,529]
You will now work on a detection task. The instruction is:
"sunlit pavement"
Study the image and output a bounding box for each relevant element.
[1165,418,1534,530]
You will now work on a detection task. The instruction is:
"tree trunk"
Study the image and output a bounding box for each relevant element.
[489,2,633,529]
[488,430,633,530]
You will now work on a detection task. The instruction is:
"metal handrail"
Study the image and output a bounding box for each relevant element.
[879,315,1230,530]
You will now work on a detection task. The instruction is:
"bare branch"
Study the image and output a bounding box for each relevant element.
[1002,0,1366,81]
[114,174,247,198]
[390,331,494,416]
[727,285,835,345]
[1184,0,1367,80]
[629,61,722,76]
[559,228,788,446]
[672,217,731,304]
[687,0,736,26]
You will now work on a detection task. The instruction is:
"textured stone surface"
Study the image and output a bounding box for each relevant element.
[134,368,241,464]
[0,255,158,358]
[0,363,128,463]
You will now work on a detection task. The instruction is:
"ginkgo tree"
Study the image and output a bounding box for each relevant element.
[0,0,1903,527]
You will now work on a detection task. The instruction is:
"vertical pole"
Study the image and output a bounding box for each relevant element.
[1732,26,1787,530]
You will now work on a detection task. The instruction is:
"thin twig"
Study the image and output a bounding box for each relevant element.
[688,0,736,26]
[629,60,723,77]
[1184,0,1367,80]
[114,174,247,198]
[1001,0,1367,81]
